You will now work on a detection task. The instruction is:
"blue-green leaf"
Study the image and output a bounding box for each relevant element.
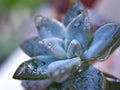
[63,0,86,26]
[67,40,83,58]
[34,15,66,39]
[66,13,91,50]
[82,23,120,61]
[13,56,57,80]
[48,66,105,90]
[20,37,47,57]
[48,57,81,83]
[97,38,120,61]
[39,37,67,59]
[22,79,52,90]
[110,38,120,54]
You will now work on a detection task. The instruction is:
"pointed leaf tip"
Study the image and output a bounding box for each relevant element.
[13,56,57,80]
[34,15,43,28]
[34,15,66,39]
[82,23,120,61]
[63,0,86,26]
[66,13,91,50]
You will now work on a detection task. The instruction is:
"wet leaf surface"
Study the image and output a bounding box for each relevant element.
[39,37,67,59]
[48,66,105,90]
[110,38,120,54]
[35,16,66,39]
[66,13,91,50]
[21,37,47,57]
[48,57,81,83]
[13,56,57,80]
[82,23,120,61]
[22,79,52,90]
[67,40,83,58]
[63,0,86,26]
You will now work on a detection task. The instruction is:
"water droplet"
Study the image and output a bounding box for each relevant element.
[54,70,60,77]
[39,40,44,44]
[47,30,51,33]
[78,69,82,72]
[76,64,81,70]
[82,78,87,82]
[74,20,80,27]
[59,23,63,27]
[32,70,37,74]
[47,42,51,48]
[48,46,52,49]
[73,85,76,89]
[35,15,42,27]
[48,44,52,49]
[47,43,54,50]
[28,64,33,69]
[61,69,65,74]
[48,42,51,45]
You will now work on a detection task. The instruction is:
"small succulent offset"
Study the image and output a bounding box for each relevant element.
[13,1,120,90]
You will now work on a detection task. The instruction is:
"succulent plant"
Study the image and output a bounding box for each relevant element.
[13,0,120,90]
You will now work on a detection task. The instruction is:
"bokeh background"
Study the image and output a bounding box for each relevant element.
[0,0,45,65]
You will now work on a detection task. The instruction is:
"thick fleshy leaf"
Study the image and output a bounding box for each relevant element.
[48,57,81,83]
[82,23,120,61]
[110,38,120,54]
[34,15,66,39]
[39,37,67,59]
[22,79,52,90]
[67,40,83,58]
[13,56,57,80]
[97,38,120,61]
[20,37,47,57]
[65,13,91,50]
[97,48,112,61]
[48,66,105,90]
[63,0,86,26]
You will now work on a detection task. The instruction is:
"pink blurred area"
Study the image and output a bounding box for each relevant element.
[93,47,120,79]
[95,0,120,23]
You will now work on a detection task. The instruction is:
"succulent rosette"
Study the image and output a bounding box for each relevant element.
[13,1,120,90]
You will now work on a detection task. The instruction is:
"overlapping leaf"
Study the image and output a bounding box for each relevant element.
[20,37,48,57]
[39,37,67,59]
[110,38,120,54]
[13,56,57,80]
[67,40,83,58]
[48,57,81,83]
[82,23,120,61]
[35,16,66,39]
[65,13,91,51]
[63,0,86,26]
[48,66,105,90]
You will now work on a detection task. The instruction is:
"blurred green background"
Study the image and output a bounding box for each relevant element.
[0,0,45,65]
